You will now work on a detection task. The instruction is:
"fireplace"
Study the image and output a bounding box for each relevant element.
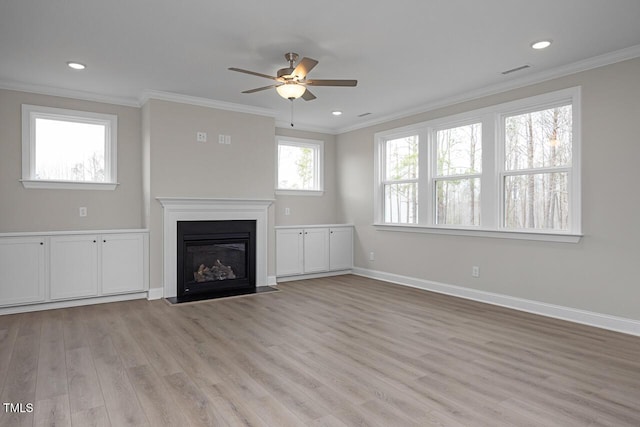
[157,197,273,301]
[176,220,256,302]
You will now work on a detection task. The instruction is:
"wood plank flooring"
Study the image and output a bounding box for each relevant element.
[0,274,639,426]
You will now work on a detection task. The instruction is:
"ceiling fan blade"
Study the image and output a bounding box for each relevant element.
[302,89,316,101]
[305,79,357,87]
[242,84,280,94]
[293,57,318,79]
[229,67,278,81]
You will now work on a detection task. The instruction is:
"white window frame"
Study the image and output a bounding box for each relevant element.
[374,87,581,243]
[275,136,324,196]
[21,104,118,190]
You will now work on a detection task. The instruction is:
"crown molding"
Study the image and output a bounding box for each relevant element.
[275,120,337,135]
[335,44,640,134]
[0,80,140,107]
[140,90,277,117]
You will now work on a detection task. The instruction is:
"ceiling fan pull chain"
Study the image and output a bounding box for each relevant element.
[290,99,294,127]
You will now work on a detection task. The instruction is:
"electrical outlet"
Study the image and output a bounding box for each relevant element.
[196,132,207,142]
[224,135,231,145]
[218,134,225,144]
[472,266,480,278]
[284,207,290,216]
[79,207,87,217]
[369,252,375,261]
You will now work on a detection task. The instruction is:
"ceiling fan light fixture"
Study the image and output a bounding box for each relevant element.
[276,83,306,100]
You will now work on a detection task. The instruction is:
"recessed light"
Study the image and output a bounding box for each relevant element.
[67,61,86,70]
[531,40,552,50]
[332,111,343,116]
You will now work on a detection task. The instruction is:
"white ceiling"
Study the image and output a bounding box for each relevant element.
[1,1,640,133]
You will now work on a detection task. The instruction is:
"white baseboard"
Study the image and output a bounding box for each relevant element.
[0,292,149,316]
[352,267,640,337]
[147,287,164,300]
[265,276,278,287]
[276,270,352,283]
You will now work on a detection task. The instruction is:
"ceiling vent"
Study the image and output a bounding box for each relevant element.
[501,64,531,75]
[358,112,372,117]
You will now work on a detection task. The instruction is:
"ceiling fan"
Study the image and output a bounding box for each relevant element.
[229,52,357,101]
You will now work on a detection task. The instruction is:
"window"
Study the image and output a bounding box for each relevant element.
[374,87,581,242]
[21,105,118,190]
[502,105,572,231]
[382,135,419,223]
[276,136,324,195]
[434,123,482,226]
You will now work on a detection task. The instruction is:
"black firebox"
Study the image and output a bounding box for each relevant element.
[176,220,256,302]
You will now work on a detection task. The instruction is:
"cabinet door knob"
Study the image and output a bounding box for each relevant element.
[40,242,44,245]
[103,240,106,243]
[93,240,96,243]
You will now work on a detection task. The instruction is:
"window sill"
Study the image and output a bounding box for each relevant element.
[20,180,119,190]
[275,189,324,197]
[373,223,582,243]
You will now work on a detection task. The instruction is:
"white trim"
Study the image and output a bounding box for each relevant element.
[276,270,352,282]
[336,44,640,134]
[20,180,119,190]
[0,292,148,316]
[147,287,164,300]
[0,229,148,238]
[0,80,140,107]
[140,90,277,117]
[276,136,325,193]
[352,267,640,337]
[275,122,335,134]
[275,190,325,197]
[21,104,118,189]
[275,224,354,230]
[373,223,582,243]
[266,275,278,287]
[373,87,581,238]
[156,197,273,298]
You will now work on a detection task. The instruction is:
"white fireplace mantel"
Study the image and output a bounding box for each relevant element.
[157,197,273,298]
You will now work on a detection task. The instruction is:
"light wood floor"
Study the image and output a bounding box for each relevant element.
[1,275,639,426]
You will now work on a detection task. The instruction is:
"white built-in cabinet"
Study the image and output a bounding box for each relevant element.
[0,230,148,310]
[276,225,353,278]
[0,237,46,305]
[50,235,99,300]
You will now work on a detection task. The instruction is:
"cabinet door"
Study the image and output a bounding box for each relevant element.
[0,237,46,306]
[101,233,145,295]
[303,228,330,273]
[50,235,98,300]
[329,227,353,271]
[276,229,304,276]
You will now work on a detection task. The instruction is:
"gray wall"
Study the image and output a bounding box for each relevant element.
[143,99,276,289]
[274,127,338,226]
[0,89,143,232]
[336,58,640,320]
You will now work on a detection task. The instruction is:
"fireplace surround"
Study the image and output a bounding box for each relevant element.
[157,198,273,300]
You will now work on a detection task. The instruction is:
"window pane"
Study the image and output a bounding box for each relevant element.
[35,118,106,182]
[435,178,480,226]
[436,123,481,176]
[505,105,572,170]
[385,136,418,180]
[384,183,418,224]
[504,172,569,230]
[278,144,316,190]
